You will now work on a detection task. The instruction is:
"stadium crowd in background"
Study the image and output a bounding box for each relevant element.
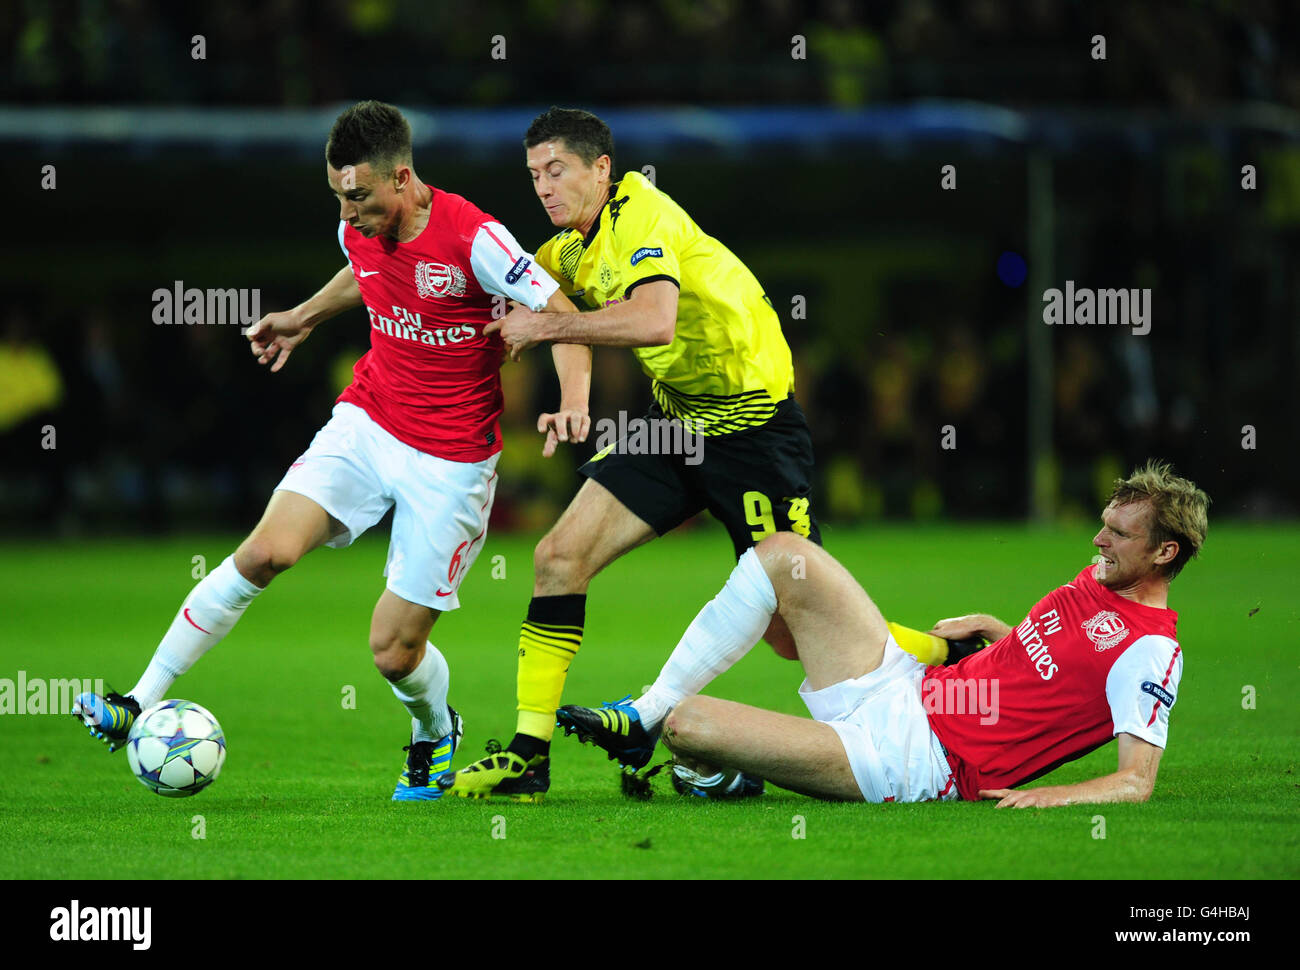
[3,1,1297,531]
[10,1,1298,109]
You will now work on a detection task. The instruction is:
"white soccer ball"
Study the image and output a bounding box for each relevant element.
[126,699,226,797]
[669,762,762,799]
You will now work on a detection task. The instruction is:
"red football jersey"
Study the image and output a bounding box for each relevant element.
[336,186,557,461]
[923,564,1182,800]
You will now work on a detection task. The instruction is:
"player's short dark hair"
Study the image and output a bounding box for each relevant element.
[326,100,412,176]
[1109,460,1210,580]
[524,107,614,173]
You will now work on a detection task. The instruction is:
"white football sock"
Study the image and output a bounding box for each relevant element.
[390,644,452,742]
[632,548,777,731]
[129,555,263,708]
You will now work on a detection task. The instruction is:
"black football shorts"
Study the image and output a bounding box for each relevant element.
[580,395,821,558]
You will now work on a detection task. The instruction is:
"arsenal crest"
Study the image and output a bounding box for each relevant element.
[1081,610,1130,652]
[415,260,468,299]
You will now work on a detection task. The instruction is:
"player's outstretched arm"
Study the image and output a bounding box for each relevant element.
[487,279,678,357]
[246,265,362,372]
[979,733,1164,808]
[539,289,592,457]
[930,613,1013,643]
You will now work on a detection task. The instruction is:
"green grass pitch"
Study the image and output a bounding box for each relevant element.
[1,521,1296,879]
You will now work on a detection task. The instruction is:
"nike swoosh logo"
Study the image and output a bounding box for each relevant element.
[435,588,454,598]
[183,608,212,634]
[357,269,380,277]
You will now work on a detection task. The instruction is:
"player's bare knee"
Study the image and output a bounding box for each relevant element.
[234,535,302,586]
[662,697,710,756]
[374,656,417,682]
[370,634,422,681]
[755,532,815,602]
[661,706,686,753]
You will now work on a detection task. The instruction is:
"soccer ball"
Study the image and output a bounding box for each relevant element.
[669,762,763,799]
[126,699,226,797]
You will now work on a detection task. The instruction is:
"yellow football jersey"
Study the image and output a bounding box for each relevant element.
[535,171,794,435]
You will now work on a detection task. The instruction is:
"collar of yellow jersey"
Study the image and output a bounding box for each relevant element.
[579,181,620,248]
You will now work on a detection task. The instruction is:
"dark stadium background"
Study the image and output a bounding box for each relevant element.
[3,0,1297,535]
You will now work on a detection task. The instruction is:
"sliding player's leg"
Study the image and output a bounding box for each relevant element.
[696,394,822,661]
[662,536,957,804]
[557,540,778,769]
[763,614,799,660]
[663,696,863,801]
[73,489,340,749]
[750,532,889,689]
[558,532,887,768]
[438,478,661,800]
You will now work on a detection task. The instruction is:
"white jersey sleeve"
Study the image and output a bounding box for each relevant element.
[469,222,559,312]
[1105,634,1182,748]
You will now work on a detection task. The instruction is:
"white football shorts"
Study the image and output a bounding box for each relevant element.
[274,402,498,611]
[799,634,959,803]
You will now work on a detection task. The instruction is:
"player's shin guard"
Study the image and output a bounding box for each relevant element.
[514,594,585,744]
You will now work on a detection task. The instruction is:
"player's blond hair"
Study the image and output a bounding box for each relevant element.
[1109,461,1209,580]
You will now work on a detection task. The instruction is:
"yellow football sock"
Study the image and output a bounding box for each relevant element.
[887,621,949,666]
[515,595,586,742]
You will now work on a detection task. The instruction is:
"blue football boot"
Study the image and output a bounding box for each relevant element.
[72,690,141,753]
[393,706,463,801]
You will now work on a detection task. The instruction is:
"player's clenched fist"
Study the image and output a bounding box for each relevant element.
[246,309,312,372]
